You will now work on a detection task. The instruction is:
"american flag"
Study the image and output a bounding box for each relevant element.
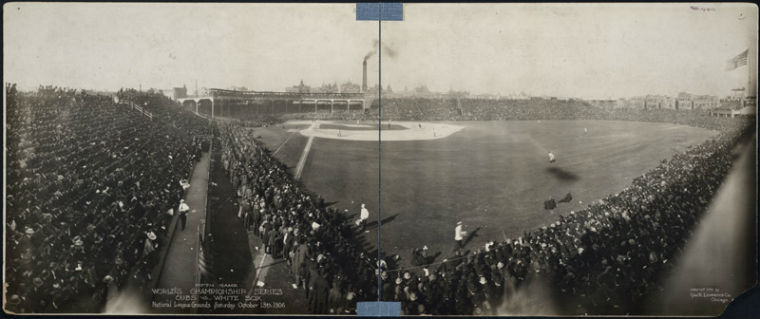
[725,49,749,71]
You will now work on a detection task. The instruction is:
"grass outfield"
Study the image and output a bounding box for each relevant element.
[253,120,716,267]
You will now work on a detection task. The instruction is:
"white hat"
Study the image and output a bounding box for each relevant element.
[147,232,157,240]
[457,221,462,225]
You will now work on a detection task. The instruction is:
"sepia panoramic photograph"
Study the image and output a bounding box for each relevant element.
[3,2,758,316]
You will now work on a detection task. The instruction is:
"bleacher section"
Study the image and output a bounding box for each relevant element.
[5,85,210,312]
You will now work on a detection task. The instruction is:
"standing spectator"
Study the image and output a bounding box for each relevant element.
[178,199,190,231]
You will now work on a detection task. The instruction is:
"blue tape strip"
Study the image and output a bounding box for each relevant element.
[356,301,402,316]
[356,3,403,21]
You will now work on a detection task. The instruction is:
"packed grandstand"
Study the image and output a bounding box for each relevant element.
[5,85,210,312]
[4,84,755,315]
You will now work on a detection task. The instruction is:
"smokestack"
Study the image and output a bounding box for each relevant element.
[362,59,368,93]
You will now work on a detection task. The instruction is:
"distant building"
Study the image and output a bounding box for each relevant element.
[367,84,382,94]
[645,95,675,110]
[172,85,188,100]
[314,82,339,93]
[710,105,756,117]
[340,82,361,94]
[414,85,430,94]
[614,94,718,110]
[587,99,618,109]
[717,95,743,111]
[619,95,675,110]
[286,80,311,93]
[676,92,720,110]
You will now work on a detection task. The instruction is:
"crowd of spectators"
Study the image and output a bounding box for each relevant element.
[224,115,281,128]
[219,98,753,315]
[280,110,374,122]
[5,85,210,313]
[220,124,383,314]
[5,84,752,315]
[380,119,752,315]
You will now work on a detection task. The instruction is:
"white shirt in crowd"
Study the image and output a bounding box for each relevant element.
[179,201,190,213]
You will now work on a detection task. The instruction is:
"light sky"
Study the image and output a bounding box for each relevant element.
[4,3,757,99]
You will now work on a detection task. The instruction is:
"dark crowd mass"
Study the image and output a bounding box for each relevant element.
[3,86,754,315]
[221,97,754,315]
[4,85,210,313]
[219,125,377,314]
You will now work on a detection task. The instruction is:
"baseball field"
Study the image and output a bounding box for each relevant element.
[251,120,716,266]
